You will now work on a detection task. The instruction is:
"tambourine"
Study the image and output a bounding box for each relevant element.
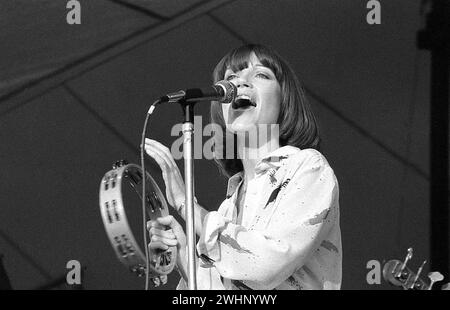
[99,160,176,278]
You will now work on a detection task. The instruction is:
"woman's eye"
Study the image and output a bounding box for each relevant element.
[226,74,237,81]
[255,73,270,79]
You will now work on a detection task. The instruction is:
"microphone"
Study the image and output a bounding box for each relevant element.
[158,80,237,105]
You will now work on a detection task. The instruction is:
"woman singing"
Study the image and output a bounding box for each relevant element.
[145,44,342,290]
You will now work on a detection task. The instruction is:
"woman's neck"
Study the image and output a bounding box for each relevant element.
[237,126,280,182]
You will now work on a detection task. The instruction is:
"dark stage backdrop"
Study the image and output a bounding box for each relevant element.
[0,0,445,290]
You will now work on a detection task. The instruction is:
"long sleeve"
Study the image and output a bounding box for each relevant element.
[197,150,340,290]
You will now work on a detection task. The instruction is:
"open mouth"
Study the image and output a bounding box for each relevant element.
[232,98,257,110]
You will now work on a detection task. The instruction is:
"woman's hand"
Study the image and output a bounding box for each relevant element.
[145,138,206,238]
[147,215,187,286]
[147,215,187,253]
[144,138,185,211]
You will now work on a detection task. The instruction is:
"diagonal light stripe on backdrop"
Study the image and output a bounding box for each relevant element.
[0,0,238,117]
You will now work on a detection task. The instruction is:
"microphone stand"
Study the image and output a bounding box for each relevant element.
[180,100,197,290]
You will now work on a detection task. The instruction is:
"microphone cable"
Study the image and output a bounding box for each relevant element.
[140,100,159,290]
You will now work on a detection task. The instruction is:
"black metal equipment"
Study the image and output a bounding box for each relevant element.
[417,0,450,289]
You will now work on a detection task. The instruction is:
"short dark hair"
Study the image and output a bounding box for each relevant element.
[210,44,320,178]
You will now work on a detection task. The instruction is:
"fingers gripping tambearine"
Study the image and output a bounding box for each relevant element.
[99,160,177,279]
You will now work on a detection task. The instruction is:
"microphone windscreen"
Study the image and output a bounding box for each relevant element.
[215,80,237,104]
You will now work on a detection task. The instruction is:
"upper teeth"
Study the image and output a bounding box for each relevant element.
[238,95,251,100]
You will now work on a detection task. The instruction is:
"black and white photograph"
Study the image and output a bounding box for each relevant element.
[0,0,448,295]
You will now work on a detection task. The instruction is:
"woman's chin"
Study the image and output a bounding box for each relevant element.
[228,122,257,133]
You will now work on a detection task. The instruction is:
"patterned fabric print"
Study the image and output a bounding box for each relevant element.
[264,178,291,209]
[177,146,342,290]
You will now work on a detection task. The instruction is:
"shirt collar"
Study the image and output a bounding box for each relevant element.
[226,145,299,197]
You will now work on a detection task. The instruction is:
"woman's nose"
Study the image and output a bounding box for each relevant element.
[235,78,253,89]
